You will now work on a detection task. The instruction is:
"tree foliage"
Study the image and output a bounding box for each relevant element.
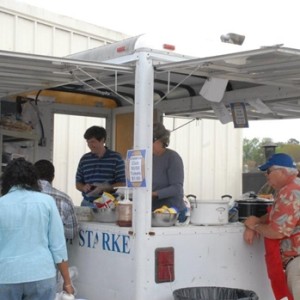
[277,144,300,162]
[243,138,265,172]
[287,138,299,145]
[243,137,300,172]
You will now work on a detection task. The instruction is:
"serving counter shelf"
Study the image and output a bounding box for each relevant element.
[0,126,39,175]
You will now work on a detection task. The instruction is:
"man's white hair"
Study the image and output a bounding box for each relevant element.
[273,165,299,175]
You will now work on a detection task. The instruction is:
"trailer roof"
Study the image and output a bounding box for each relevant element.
[2,43,300,121]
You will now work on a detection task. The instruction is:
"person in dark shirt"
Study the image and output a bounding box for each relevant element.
[76,126,126,207]
[152,122,186,221]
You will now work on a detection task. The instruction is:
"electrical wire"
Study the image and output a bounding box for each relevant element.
[34,90,46,146]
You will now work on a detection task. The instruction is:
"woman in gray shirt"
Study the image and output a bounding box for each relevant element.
[152,122,186,221]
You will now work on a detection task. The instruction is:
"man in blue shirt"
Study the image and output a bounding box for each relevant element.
[76,126,126,207]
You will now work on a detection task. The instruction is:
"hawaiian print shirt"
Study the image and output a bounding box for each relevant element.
[269,177,300,264]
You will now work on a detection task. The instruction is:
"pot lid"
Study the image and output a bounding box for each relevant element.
[191,200,230,204]
[237,191,274,203]
[236,198,274,203]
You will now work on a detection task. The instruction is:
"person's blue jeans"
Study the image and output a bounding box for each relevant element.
[0,277,56,300]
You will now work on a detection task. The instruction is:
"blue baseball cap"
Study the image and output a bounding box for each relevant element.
[259,153,296,171]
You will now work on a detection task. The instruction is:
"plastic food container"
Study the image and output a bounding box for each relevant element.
[116,201,132,227]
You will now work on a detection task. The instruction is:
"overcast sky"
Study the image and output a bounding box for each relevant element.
[16,0,300,48]
[15,0,300,142]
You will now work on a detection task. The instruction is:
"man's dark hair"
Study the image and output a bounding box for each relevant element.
[34,159,55,182]
[1,158,40,195]
[84,126,107,142]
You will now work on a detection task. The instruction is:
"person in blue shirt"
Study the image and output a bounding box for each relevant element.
[0,158,74,300]
[76,125,126,207]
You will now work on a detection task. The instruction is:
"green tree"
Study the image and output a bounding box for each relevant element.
[243,138,265,172]
[276,143,300,162]
[243,137,300,172]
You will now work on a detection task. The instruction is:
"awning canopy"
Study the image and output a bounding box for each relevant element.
[2,45,300,121]
[0,50,133,98]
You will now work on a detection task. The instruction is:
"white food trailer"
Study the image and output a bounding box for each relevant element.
[2,34,300,300]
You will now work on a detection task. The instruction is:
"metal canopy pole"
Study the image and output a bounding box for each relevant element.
[132,51,154,300]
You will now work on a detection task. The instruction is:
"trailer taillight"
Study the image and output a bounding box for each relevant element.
[155,247,174,283]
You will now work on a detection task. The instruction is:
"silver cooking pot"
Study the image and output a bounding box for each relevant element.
[189,195,231,225]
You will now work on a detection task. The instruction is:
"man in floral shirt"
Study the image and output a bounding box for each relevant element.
[244,153,300,300]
